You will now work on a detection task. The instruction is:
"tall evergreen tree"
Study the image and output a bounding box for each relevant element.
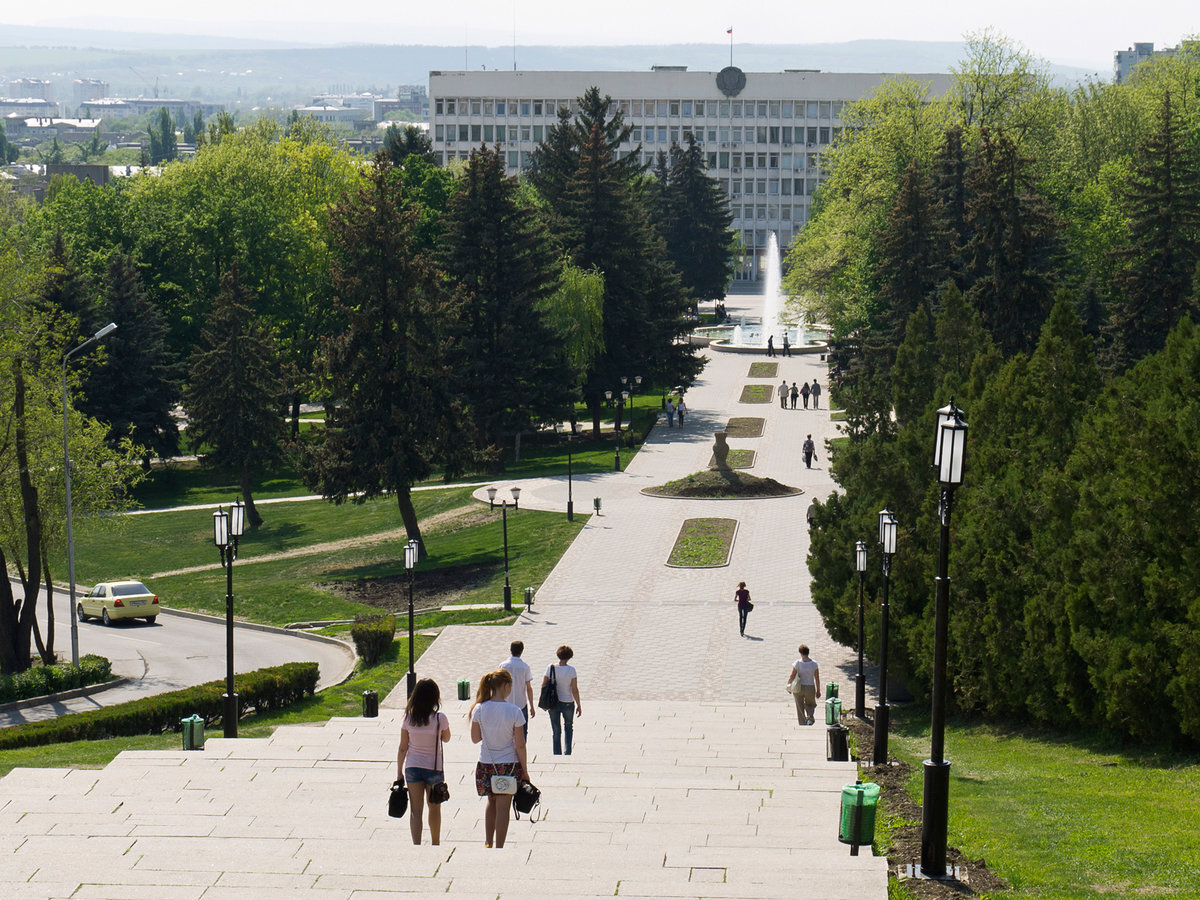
[184,267,284,528]
[1106,90,1200,371]
[383,123,436,167]
[304,155,476,555]
[81,253,181,466]
[963,127,1061,355]
[440,146,573,460]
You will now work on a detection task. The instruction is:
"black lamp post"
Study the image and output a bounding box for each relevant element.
[854,539,867,718]
[487,486,521,611]
[566,432,574,522]
[63,321,117,665]
[874,508,898,766]
[404,538,419,698]
[920,399,968,879]
[212,499,245,738]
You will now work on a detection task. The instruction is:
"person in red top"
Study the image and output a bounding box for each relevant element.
[735,581,753,636]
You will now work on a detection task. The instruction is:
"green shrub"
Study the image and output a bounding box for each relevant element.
[0,662,319,751]
[0,655,115,705]
[350,614,396,667]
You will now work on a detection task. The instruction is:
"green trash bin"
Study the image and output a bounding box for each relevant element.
[824,696,842,725]
[825,681,839,699]
[181,714,205,751]
[838,781,880,845]
[457,678,470,701]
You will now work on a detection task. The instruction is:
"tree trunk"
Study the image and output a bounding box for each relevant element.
[290,392,301,439]
[396,487,425,560]
[513,430,521,463]
[589,398,602,437]
[240,464,264,529]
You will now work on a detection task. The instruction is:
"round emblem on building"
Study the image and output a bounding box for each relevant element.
[716,66,746,97]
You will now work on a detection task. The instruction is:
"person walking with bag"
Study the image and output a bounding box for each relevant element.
[735,581,753,636]
[540,645,582,755]
[397,678,451,845]
[676,397,687,424]
[786,645,821,725]
[470,669,528,848]
[803,434,818,469]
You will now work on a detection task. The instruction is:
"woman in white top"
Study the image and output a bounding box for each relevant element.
[786,645,822,726]
[540,644,582,755]
[396,678,451,844]
[469,668,528,848]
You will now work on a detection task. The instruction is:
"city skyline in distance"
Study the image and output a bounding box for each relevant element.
[3,1,1197,73]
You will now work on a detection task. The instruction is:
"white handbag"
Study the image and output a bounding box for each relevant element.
[490,774,518,795]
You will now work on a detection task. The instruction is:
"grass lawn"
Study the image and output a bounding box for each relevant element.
[708,448,755,469]
[748,362,778,378]
[64,488,586,627]
[885,708,1200,899]
[739,384,774,403]
[725,418,765,438]
[667,518,737,567]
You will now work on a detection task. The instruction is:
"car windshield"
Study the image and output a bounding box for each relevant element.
[111,583,151,597]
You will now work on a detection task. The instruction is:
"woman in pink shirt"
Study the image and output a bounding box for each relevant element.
[397,679,451,845]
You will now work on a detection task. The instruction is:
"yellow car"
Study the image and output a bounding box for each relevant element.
[77,580,160,625]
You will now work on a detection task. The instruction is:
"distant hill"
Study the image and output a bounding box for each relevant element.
[0,27,1101,112]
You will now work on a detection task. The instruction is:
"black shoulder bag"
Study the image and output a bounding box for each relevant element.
[537,664,558,711]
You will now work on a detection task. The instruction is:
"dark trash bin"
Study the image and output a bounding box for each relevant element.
[362,690,379,717]
[181,714,205,750]
[827,724,849,762]
[457,678,471,701]
[824,695,842,725]
[839,781,880,846]
[825,681,839,699]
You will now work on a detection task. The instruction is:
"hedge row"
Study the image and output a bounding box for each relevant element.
[0,662,319,751]
[0,655,113,704]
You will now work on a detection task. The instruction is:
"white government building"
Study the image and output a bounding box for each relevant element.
[429,66,952,282]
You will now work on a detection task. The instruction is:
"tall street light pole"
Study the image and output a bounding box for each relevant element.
[487,486,521,611]
[921,399,968,880]
[566,432,574,522]
[874,508,898,766]
[62,322,117,665]
[854,539,867,718]
[213,499,245,739]
[404,538,419,697]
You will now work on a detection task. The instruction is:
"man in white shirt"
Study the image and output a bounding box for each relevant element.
[499,641,535,738]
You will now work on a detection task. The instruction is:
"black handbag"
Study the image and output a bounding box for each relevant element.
[428,716,450,805]
[388,779,408,818]
[537,665,557,711]
[513,779,541,821]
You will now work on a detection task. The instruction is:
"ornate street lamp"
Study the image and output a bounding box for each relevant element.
[404,538,419,698]
[874,508,898,765]
[920,399,968,879]
[854,539,868,718]
[63,322,117,665]
[486,486,522,611]
[212,499,245,738]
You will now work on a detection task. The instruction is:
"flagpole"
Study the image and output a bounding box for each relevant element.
[729,27,734,67]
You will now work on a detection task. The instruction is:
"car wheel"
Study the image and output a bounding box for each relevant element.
[144,616,157,623]
[102,609,111,626]
[77,604,88,622]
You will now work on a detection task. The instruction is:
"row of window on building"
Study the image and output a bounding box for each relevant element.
[435,97,845,120]
[435,122,839,151]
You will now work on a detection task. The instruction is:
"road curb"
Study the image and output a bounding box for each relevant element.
[0,677,134,716]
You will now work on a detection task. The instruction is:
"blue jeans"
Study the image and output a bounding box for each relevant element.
[550,700,574,755]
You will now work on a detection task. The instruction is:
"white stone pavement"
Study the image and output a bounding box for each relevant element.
[0,338,885,899]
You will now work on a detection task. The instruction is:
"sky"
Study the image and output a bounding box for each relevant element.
[5,1,1198,71]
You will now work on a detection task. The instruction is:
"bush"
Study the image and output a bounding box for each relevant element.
[0,662,319,751]
[0,655,115,705]
[350,614,396,667]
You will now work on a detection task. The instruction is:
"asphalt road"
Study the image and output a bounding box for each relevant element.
[1,579,355,727]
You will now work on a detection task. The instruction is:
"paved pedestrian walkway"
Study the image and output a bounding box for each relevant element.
[0,315,886,898]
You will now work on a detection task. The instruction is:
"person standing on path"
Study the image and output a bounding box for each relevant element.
[801,380,811,409]
[803,434,817,468]
[766,335,775,357]
[541,645,582,755]
[790,382,799,409]
[397,678,451,845]
[499,641,535,740]
[778,380,789,409]
[735,581,753,636]
[470,669,528,848]
[666,398,676,427]
[782,332,791,357]
[677,397,687,424]
[810,379,822,408]
[786,645,821,725]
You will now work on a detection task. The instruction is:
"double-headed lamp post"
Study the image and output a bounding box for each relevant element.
[404,538,419,698]
[874,508,898,766]
[486,486,521,611]
[212,499,245,738]
[920,399,968,879]
[854,539,868,718]
[63,321,117,665]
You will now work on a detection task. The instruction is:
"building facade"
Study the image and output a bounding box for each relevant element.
[429,67,951,281]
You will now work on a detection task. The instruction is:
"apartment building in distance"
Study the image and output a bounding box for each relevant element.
[429,67,951,281]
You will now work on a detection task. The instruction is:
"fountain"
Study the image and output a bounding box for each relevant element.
[694,232,829,354]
